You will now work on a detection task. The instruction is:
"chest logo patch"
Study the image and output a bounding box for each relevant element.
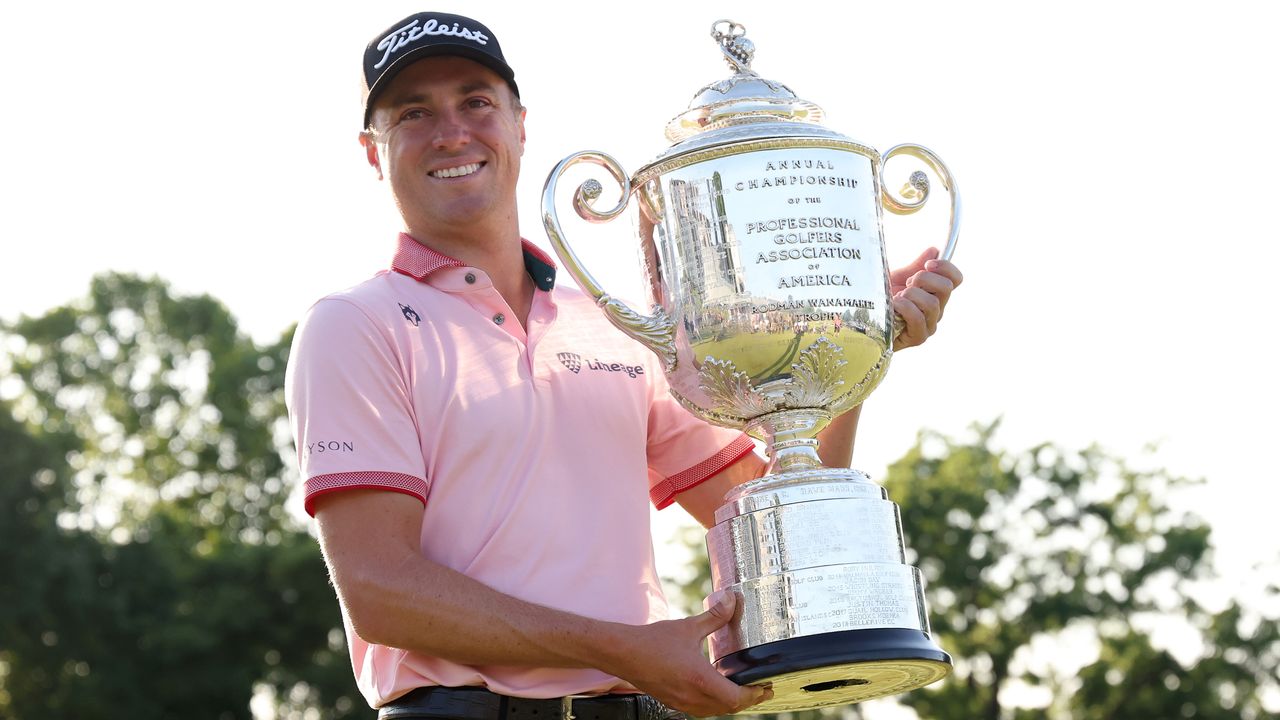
[398,303,421,327]
[557,352,645,379]
[557,352,582,374]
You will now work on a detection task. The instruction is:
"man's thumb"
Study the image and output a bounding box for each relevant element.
[697,591,738,634]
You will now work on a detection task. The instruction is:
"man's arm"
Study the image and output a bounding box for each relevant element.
[314,489,771,716]
[673,407,860,528]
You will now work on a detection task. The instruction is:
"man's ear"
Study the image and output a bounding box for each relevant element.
[517,107,527,154]
[359,131,383,180]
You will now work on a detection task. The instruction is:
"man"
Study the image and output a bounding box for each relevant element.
[286,11,963,720]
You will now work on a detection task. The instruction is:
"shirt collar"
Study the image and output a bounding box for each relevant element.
[390,232,557,291]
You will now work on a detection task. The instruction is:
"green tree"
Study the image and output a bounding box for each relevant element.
[665,424,1279,719]
[888,424,1277,719]
[0,273,366,719]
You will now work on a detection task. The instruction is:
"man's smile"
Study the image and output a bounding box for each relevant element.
[429,162,485,179]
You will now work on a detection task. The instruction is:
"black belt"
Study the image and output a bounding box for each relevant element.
[378,686,684,720]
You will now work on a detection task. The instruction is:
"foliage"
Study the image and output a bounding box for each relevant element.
[0,273,366,719]
[3,273,292,538]
[887,423,1277,719]
[5,273,1277,719]
[665,423,1279,720]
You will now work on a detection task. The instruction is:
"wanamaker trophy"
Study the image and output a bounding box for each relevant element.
[542,20,961,713]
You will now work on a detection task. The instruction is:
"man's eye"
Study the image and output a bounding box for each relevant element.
[401,109,428,121]
[466,98,492,109]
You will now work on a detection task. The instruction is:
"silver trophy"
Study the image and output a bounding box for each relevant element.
[543,20,959,713]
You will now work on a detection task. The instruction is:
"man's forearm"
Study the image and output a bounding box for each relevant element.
[314,489,769,716]
[816,404,861,469]
[317,500,629,672]
[352,557,629,669]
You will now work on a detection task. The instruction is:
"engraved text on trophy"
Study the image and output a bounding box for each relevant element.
[659,147,891,396]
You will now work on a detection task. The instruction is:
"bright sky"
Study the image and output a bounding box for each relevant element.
[4,0,1278,704]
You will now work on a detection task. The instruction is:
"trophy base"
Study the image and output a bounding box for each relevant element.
[714,628,952,714]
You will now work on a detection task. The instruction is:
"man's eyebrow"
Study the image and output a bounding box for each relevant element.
[385,92,430,109]
[385,82,502,109]
[457,81,501,95]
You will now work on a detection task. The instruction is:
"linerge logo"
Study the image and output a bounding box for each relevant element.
[557,352,645,379]
[557,352,582,374]
[399,303,421,327]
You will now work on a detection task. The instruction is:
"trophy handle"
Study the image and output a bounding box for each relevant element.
[879,144,962,340]
[542,151,679,371]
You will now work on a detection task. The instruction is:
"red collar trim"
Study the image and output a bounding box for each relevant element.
[520,240,556,268]
[390,233,465,280]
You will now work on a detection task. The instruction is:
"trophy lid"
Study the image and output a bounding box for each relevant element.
[658,20,837,156]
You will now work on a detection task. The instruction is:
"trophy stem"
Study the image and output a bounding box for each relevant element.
[747,409,832,475]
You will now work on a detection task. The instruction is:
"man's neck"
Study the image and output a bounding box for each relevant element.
[404,223,537,329]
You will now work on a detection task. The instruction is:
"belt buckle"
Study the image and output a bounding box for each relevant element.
[560,696,577,720]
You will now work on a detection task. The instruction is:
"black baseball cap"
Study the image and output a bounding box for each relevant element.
[361,12,520,128]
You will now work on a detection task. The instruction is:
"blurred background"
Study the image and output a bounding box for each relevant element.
[2,1,1277,718]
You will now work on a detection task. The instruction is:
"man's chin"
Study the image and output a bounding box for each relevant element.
[406,201,503,232]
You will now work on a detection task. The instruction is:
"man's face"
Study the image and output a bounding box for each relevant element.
[364,56,525,235]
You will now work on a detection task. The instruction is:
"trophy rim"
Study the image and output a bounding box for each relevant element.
[632,136,883,189]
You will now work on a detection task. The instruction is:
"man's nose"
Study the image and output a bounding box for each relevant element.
[432,112,471,150]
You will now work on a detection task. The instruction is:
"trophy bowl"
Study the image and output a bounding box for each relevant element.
[543,20,960,713]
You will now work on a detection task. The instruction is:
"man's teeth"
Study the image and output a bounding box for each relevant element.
[432,163,482,178]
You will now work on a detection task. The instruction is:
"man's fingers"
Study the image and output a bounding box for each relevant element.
[906,287,941,335]
[698,670,770,716]
[662,660,763,717]
[741,682,773,709]
[893,295,929,349]
[890,247,940,285]
[733,681,772,713]
[924,257,964,287]
[906,270,955,297]
[751,683,775,709]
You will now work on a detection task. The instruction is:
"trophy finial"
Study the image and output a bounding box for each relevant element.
[712,20,754,73]
[664,21,821,143]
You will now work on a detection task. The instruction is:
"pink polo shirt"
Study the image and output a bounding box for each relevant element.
[286,233,754,708]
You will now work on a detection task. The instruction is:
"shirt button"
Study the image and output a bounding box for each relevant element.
[493,313,505,325]
[464,272,476,284]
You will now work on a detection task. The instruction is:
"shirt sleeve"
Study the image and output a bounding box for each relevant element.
[643,367,756,510]
[285,297,428,516]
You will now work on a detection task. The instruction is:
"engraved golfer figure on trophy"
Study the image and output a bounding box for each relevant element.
[543,20,961,713]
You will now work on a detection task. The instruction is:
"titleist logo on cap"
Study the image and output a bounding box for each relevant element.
[375,18,490,69]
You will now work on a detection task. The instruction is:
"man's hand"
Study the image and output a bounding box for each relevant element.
[602,593,772,717]
[890,247,964,350]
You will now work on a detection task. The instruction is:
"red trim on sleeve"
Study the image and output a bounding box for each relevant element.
[650,434,756,510]
[304,471,428,516]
